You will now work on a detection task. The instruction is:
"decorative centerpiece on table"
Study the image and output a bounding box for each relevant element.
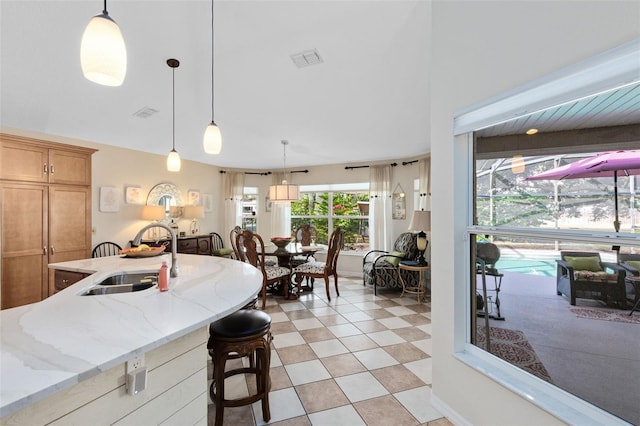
[270,237,292,253]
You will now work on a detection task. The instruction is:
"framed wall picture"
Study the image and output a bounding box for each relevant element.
[187,190,200,206]
[99,186,119,212]
[125,186,142,204]
[265,196,272,213]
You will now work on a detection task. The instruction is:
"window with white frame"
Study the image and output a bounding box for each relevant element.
[241,187,258,231]
[291,183,369,251]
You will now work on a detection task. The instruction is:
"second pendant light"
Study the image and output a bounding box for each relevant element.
[167,58,181,172]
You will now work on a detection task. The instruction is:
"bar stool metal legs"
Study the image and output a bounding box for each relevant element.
[208,310,272,426]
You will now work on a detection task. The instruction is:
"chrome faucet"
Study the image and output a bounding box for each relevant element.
[132,223,178,277]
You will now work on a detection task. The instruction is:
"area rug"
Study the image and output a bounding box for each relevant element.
[569,307,640,324]
[476,326,553,383]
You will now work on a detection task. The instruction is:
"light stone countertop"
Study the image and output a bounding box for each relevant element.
[0,253,262,417]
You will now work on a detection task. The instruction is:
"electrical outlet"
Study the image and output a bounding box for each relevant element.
[126,354,145,375]
[91,226,96,234]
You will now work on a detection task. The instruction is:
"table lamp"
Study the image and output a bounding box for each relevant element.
[184,206,205,235]
[141,205,165,239]
[409,210,431,265]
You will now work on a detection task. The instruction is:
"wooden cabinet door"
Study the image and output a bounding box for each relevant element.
[53,270,90,294]
[48,186,91,266]
[0,140,49,183]
[49,149,92,185]
[1,183,48,309]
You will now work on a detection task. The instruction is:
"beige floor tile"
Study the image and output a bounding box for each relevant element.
[287,309,316,320]
[365,308,395,319]
[354,320,388,333]
[295,378,350,413]
[383,342,429,363]
[276,344,317,365]
[316,314,350,326]
[373,299,401,308]
[269,415,312,426]
[271,321,297,334]
[371,364,426,393]
[300,326,336,343]
[427,417,455,426]
[208,402,255,426]
[393,327,430,342]
[320,353,367,377]
[401,313,432,326]
[354,395,419,426]
[340,334,379,352]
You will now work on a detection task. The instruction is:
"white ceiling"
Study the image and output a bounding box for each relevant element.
[0,0,430,170]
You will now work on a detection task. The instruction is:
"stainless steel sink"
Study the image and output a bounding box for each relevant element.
[81,272,158,296]
[83,282,155,296]
[97,273,158,286]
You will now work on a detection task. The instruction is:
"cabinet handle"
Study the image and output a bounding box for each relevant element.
[43,246,47,255]
[50,164,54,174]
[50,246,55,255]
[44,163,48,174]
[62,279,69,285]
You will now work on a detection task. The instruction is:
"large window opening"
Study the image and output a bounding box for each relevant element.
[291,184,369,252]
[469,137,639,425]
[457,40,640,425]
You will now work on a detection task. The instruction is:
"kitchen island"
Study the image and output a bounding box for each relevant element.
[1,253,262,425]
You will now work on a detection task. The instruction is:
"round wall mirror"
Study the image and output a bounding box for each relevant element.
[146,183,184,217]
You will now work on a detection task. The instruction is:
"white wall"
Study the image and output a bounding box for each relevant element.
[430,1,640,424]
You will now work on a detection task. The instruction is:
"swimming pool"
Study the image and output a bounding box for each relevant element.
[495,258,557,276]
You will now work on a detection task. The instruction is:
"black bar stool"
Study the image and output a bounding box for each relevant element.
[208,309,272,426]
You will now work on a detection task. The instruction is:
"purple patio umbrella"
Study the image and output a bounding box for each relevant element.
[527,150,640,232]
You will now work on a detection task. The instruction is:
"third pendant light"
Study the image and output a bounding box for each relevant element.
[203,0,222,154]
[167,58,181,172]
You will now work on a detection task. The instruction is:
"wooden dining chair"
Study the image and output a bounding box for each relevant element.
[237,229,291,309]
[229,226,244,261]
[92,241,122,258]
[293,227,344,301]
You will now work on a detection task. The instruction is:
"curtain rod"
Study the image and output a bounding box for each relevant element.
[345,162,397,170]
[219,171,272,176]
[402,160,418,166]
[219,169,309,175]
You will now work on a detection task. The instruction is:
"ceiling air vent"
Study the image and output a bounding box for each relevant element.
[133,107,158,118]
[290,49,323,68]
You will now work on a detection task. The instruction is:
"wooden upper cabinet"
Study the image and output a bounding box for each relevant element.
[0,140,49,183]
[0,134,95,185]
[49,149,92,185]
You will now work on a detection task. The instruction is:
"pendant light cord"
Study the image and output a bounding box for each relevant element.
[172,66,176,150]
[211,0,215,122]
[103,0,108,15]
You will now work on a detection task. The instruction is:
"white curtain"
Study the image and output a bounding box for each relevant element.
[418,157,431,211]
[271,172,291,238]
[223,172,244,243]
[369,165,392,251]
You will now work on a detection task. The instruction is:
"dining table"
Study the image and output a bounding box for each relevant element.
[265,243,323,299]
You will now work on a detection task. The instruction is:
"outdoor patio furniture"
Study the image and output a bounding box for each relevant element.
[363,232,419,294]
[619,253,640,309]
[556,251,627,307]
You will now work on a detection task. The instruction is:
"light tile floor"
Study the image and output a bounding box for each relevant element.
[207,275,453,426]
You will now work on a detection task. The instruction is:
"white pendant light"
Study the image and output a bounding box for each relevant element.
[167,59,181,172]
[269,140,299,202]
[203,0,222,154]
[80,0,127,86]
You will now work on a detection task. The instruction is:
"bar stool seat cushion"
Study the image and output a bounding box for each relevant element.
[209,309,271,338]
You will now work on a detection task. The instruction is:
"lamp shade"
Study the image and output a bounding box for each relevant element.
[184,205,205,219]
[167,149,181,172]
[141,205,165,220]
[409,210,431,232]
[80,13,127,86]
[269,182,299,201]
[203,122,222,154]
